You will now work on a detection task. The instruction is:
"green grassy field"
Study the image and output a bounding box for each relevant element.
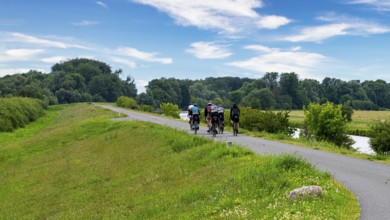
[0,104,360,219]
[289,110,390,131]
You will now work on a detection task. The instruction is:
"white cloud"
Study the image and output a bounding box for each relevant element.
[285,15,390,42]
[285,23,350,42]
[187,42,232,59]
[135,79,149,93]
[227,45,326,78]
[132,0,290,34]
[96,1,108,8]
[257,15,291,29]
[0,68,35,77]
[41,56,67,63]
[116,47,173,64]
[72,20,100,26]
[0,49,45,62]
[111,57,137,68]
[348,0,390,11]
[0,32,89,49]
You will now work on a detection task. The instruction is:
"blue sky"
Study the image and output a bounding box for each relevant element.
[1,0,390,93]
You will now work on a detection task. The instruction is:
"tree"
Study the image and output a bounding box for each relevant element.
[160,102,180,118]
[279,72,301,109]
[258,88,275,109]
[370,119,390,154]
[304,102,354,148]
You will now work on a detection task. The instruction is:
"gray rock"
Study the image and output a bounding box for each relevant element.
[289,186,323,199]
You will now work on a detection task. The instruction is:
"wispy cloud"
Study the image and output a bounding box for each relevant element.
[41,56,67,63]
[132,0,290,34]
[0,68,38,77]
[227,45,326,78]
[116,47,172,64]
[348,0,390,11]
[0,19,24,26]
[0,32,90,49]
[186,42,232,59]
[284,14,390,42]
[111,57,137,68]
[0,49,45,62]
[96,1,107,8]
[72,20,100,26]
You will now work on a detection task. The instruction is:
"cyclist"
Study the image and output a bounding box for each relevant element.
[230,104,240,130]
[204,103,212,132]
[187,104,194,129]
[191,104,200,129]
[210,102,219,134]
[217,104,224,132]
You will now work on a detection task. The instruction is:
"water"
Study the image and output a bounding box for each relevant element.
[179,112,188,120]
[293,129,374,155]
[350,135,375,155]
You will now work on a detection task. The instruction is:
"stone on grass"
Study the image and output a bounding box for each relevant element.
[289,186,323,199]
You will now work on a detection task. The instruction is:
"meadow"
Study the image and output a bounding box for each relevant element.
[289,110,390,133]
[0,103,360,219]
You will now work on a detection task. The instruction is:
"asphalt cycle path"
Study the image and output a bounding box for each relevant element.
[98,104,390,220]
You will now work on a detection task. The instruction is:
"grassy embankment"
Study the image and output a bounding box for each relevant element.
[0,103,359,219]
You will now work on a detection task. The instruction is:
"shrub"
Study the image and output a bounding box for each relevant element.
[0,97,45,132]
[116,96,138,109]
[160,102,180,118]
[239,107,293,135]
[370,119,390,154]
[304,102,354,148]
[139,104,154,113]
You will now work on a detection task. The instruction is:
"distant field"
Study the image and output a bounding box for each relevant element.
[289,110,390,131]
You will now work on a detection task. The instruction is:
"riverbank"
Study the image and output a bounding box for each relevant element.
[180,112,388,163]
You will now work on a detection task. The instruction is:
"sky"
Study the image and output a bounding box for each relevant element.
[1,0,390,93]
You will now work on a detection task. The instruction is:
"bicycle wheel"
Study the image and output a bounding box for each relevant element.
[212,123,217,137]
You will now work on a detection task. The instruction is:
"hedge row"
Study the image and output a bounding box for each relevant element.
[0,97,46,132]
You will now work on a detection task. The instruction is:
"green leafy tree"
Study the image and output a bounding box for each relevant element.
[116,96,138,109]
[370,119,390,154]
[160,102,180,118]
[304,102,354,148]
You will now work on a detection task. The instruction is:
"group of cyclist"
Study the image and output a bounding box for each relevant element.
[187,102,240,135]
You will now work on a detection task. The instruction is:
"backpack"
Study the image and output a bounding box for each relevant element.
[231,107,240,116]
[192,106,199,115]
[211,104,218,113]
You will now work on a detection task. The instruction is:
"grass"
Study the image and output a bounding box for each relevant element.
[0,103,360,219]
[289,110,390,131]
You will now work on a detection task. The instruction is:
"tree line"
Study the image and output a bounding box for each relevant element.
[0,58,137,105]
[1,58,390,110]
[139,73,390,110]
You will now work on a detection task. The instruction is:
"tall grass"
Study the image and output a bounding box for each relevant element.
[0,104,360,219]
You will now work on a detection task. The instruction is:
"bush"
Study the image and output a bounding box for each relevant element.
[139,104,154,113]
[370,119,390,154]
[0,97,45,132]
[304,102,354,148]
[160,102,180,118]
[239,107,293,135]
[116,96,138,109]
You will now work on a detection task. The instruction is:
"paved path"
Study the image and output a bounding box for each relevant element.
[99,105,390,220]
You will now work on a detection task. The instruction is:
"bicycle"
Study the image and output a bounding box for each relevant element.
[218,120,224,134]
[211,115,219,137]
[232,116,239,136]
[192,115,200,134]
